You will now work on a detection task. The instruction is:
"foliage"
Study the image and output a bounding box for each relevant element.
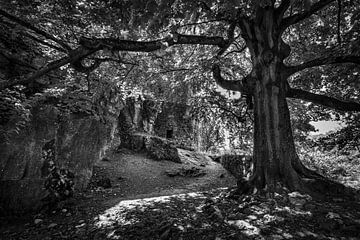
[288,99,317,143]
[286,0,360,123]
[0,87,31,142]
[1,0,360,193]
[190,89,253,153]
[315,124,360,152]
[44,163,75,203]
[2,0,354,148]
[299,144,360,189]
[41,139,75,205]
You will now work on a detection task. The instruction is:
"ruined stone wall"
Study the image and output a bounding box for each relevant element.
[153,102,193,146]
[118,96,161,149]
[118,97,197,150]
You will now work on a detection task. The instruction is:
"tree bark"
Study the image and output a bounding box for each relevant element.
[250,67,308,192]
[239,4,342,195]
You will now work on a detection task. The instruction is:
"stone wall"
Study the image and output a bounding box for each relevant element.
[0,105,109,214]
[118,97,196,150]
[153,102,193,144]
[118,96,160,149]
[0,94,203,214]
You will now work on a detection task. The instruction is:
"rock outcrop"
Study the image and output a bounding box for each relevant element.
[122,133,182,163]
[0,105,108,214]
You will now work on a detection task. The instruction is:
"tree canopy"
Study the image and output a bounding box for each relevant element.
[1,0,360,195]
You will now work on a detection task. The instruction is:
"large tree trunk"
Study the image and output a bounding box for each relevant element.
[242,5,305,193]
[248,64,344,196]
[251,65,304,192]
[239,4,343,196]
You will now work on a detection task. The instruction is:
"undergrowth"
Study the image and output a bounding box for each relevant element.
[299,145,360,189]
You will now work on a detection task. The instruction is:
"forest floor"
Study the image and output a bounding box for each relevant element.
[1,150,360,240]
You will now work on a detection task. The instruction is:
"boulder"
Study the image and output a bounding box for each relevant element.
[120,133,181,163]
[0,105,108,214]
[165,166,206,177]
[144,135,181,163]
[177,149,211,166]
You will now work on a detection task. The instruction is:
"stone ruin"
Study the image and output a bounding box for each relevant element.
[118,96,199,151]
[0,94,203,214]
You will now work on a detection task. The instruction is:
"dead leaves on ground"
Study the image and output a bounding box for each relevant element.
[92,189,360,240]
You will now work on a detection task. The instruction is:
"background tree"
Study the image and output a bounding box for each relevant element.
[1,0,360,196]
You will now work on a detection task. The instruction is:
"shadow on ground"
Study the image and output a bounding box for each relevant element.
[1,188,360,239]
[89,188,360,240]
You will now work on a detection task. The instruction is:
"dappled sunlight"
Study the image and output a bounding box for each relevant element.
[89,188,360,239]
[1,1,360,239]
[95,191,207,228]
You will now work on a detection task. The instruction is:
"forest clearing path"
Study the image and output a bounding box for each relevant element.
[91,149,236,207]
[1,151,360,239]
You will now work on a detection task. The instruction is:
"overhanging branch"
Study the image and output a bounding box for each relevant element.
[275,0,291,24]
[0,47,94,90]
[287,88,360,111]
[79,33,228,52]
[1,32,228,90]
[212,64,252,94]
[0,9,71,52]
[280,0,335,31]
[287,55,360,75]
[0,56,70,90]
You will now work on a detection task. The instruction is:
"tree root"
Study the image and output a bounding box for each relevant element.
[233,168,357,201]
[292,159,356,200]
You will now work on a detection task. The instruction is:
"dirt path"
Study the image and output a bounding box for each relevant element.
[91,150,236,206]
[0,150,238,240]
[2,150,360,239]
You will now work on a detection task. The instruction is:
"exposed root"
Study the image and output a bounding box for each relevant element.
[299,175,357,200]
[232,164,356,201]
[291,158,356,200]
[292,157,325,180]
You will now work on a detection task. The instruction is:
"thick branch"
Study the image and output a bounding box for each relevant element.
[287,88,360,111]
[173,33,227,48]
[0,56,69,90]
[287,55,360,75]
[212,64,252,94]
[217,21,237,56]
[1,33,228,90]
[0,47,93,90]
[224,45,247,57]
[79,33,227,52]
[280,0,335,31]
[275,0,291,24]
[0,9,71,52]
[24,32,67,53]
